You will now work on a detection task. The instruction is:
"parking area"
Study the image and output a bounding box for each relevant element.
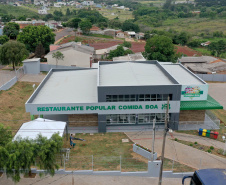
[208,83,226,110]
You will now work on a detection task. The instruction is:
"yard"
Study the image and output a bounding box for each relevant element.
[61,133,196,172]
[0,82,40,133]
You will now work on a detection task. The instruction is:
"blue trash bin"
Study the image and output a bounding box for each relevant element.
[199,128,203,136]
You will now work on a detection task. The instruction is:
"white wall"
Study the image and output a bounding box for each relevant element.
[46,49,91,68]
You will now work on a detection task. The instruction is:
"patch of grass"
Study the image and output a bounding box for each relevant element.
[175,139,226,158]
[156,18,226,35]
[87,34,114,39]
[63,133,148,171]
[0,82,39,134]
[192,47,212,56]
[0,4,40,18]
[162,157,196,172]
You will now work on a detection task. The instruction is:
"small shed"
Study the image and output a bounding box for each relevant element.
[22,58,40,74]
[14,118,66,140]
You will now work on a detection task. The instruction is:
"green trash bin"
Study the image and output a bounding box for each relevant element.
[206,130,210,137]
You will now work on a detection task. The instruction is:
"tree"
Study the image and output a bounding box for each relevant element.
[79,20,92,35]
[208,40,226,57]
[52,51,64,67]
[144,31,151,40]
[3,22,20,39]
[173,32,191,45]
[0,124,12,147]
[66,18,81,29]
[0,35,9,45]
[0,41,29,70]
[108,45,133,59]
[144,35,176,62]
[122,20,140,32]
[17,25,55,53]
[121,41,132,48]
[35,43,45,58]
[0,133,63,183]
[66,8,71,16]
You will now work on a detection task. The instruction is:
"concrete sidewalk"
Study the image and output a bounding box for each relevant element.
[0,174,183,185]
[126,131,226,169]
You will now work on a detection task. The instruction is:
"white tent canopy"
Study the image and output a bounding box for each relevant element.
[14,118,66,140]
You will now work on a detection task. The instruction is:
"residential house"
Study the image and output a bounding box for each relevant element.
[95,4,102,8]
[135,32,144,40]
[38,6,48,14]
[113,53,146,61]
[94,45,128,60]
[82,1,94,6]
[201,41,211,47]
[116,31,125,38]
[104,29,118,37]
[46,42,95,68]
[179,56,226,74]
[14,20,45,29]
[125,31,136,38]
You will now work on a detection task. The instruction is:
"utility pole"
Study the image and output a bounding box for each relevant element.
[158,96,170,185]
[151,119,156,161]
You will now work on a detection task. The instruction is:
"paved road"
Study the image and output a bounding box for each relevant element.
[0,174,184,185]
[126,131,226,170]
[208,83,226,110]
[0,70,16,87]
[54,28,75,43]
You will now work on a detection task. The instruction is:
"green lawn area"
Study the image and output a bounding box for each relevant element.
[61,133,196,172]
[156,18,226,35]
[0,82,40,133]
[0,4,40,18]
[192,47,212,56]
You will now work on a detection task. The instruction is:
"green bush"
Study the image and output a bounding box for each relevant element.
[194,142,198,145]
[189,143,193,146]
[207,149,212,153]
[210,146,214,150]
[174,138,178,141]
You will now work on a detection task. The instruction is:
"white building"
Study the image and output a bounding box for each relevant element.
[82,1,94,6]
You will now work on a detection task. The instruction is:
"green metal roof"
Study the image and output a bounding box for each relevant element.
[180,95,223,110]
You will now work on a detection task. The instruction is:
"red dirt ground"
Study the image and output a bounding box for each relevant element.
[176,45,202,56]
[60,36,199,56]
[59,36,146,53]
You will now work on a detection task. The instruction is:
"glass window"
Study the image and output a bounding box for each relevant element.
[145,94,150,101]
[125,95,130,101]
[106,95,111,102]
[119,95,123,101]
[157,94,162,101]
[112,95,117,102]
[130,95,136,101]
[139,94,144,101]
[151,94,156,101]
[162,94,168,101]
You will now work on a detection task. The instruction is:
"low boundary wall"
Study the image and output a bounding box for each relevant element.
[40,64,79,72]
[197,74,226,82]
[0,76,17,91]
[27,161,193,178]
